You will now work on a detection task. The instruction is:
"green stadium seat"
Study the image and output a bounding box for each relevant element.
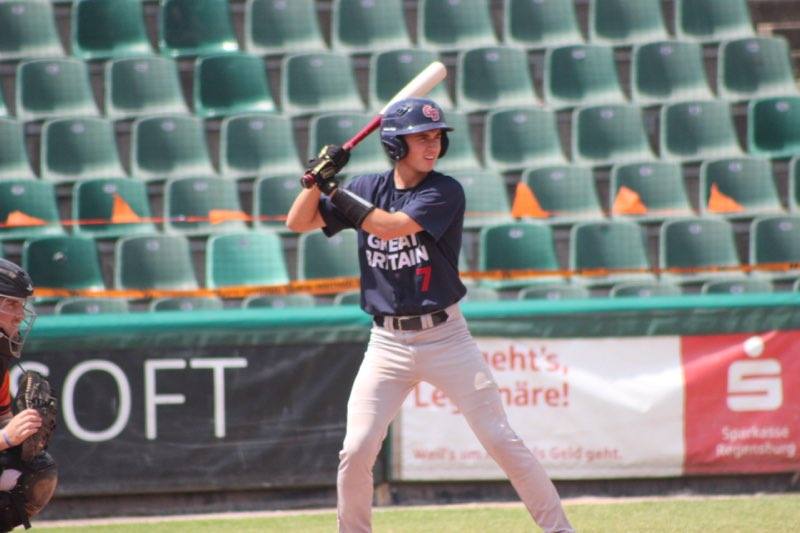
[478,222,564,289]
[544,44,626,110]
[589,0,668,46]
[570,220,655,287]
[521,165,604,224]
[15,58,99,122]
[332,0,411,54]
[455,170,512,229]
[749,215,800,281]
[71,178,156,238]
[159,0,239,58]
[0,119,36,180]
[163,177,248,236]
[244,0,326,56]
[114,234,198,290]
[675,0,754,43]
[609,161,693,222]
[22,236,104,301]
[149,297,224,312]
[660,100,743,162]
[0,181,63,241]
[206,231,289,288]
[718,37,798,101]
[610,281,682,298]
[193,53,277,118]
[503,0,584,49]
[308,113,387,177]
[297,230,359,280]
[484,107,566,172]
[243,293,316,309]
[332,290,361,305]
[131,115,216,181]
[462,287,500,302]
[418,0,497,51]
[456,46,539,113]
[572,104,655,166]
[659,218,743,284]
[71,0,153,60]
[434,110,481,173]
[40,118,126,182]
[747,96,800,158]
[219,113,302,179]
[517,284,590,300]
[790,157,800,212]
[0,1,64,61]
[55,298,130,315]
[253,174,301,233]
[104,57,188,119]
[699,157,783,219]
[701,278,773,295]
[632,41,714,105]
[369,49,453,111]
[282,52,365,117]
[0,89,6,118]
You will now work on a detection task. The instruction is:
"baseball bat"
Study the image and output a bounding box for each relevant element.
[300,61,448,188]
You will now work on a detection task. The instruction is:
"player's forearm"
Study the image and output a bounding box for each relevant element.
[286,187,324,232]
[362,209,422,241]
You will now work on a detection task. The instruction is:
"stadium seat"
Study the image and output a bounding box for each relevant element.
[462,287,501,302]
[369,49,453,111]
[747,96,800,158]
[483,107,567,172]
[790,157,800,212]
[456,46,539,112]
[22,235,104,298]
[71,178,156,238]
[434,111,481,173]
[659,218,743,284]
[297,230,359,281]
[544,44,626,110]
[572,104,655,166]
[456,170,512,228]
[104,57,188,119]
[0,1,63,61]
[193,53,277,118]
[131,115,216,181]
[0,181,63,241]
[15,58,99,122]
[749,215,800,281]
[609,161,693,222]
[40,117,126,182]
[308,113,387,177]
[114,234,198,290]
[244,0,326,56]
[610,281,682,298]
[71,0,153,60]
[332,0,411,54]
[589,0,668,46]
[163,177,248,236]
[699,157,783,219]
[478,222,564,289]
[55,298,130,315]
[332,290,361,305]
[206,231,289,288]
[794,279,800,292]
[521,165,604,224]
[569,220,655,287]
[253,174,302,233]
[219,113,302,179]
[159,0,239,58]
[660,100,743,162]
[0,89,6,118]
[718,37,798,101]
[701,278,773,295]
[517,284,590,300]
[675,0,754,43]
[243,293,316,309]
[149,297,224,312]
[281,52,365,117]
[632,41,714,105]
[503,0,584,49]
[418,0,497,51]
[0,119,36,180]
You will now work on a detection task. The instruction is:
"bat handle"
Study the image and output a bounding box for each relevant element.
[300,172,316,189]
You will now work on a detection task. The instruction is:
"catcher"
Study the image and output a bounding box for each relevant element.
[0,259,57,531]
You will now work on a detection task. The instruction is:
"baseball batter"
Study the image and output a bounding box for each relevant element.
[287,98,573,533]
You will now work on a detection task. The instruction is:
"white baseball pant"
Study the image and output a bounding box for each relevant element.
[337,304,574,533]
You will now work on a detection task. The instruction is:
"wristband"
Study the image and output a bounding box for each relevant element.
[1,430,13,448]
[330,189,376,229]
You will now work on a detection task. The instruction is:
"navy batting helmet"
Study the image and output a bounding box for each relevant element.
[380,98,452,161]
[0,258,36,358]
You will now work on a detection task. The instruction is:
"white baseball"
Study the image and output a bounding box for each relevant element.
[743,336,764,357]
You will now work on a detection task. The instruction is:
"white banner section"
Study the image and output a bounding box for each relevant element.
[393,337,684,480]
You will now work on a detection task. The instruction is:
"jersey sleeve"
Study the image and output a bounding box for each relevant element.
[0,372,11,417]
[400,177,465,242]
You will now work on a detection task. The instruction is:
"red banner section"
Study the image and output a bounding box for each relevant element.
[682,331,800,474]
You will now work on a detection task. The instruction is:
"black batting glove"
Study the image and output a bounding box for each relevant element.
[316,174,339,195]
[306,144,349,180]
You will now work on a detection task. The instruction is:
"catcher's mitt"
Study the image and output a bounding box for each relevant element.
[13,371,57,463]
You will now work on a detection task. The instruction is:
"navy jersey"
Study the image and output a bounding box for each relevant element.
[319,169,467,316]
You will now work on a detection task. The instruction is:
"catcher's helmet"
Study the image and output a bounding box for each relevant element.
[380,97,452,161]
[0,258,36,358]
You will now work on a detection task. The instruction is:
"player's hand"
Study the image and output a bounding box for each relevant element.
[3,408,42,447]
[303,144,350,188]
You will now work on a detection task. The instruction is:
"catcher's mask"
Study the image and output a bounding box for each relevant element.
[380,97,452,161]
[0,259,36,359]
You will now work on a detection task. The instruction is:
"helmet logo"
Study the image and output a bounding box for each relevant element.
[422,104,440,122]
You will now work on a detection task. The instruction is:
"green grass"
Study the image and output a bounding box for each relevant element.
[34,494,800,533]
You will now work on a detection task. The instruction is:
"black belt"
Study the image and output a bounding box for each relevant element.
[373,310,449,331]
